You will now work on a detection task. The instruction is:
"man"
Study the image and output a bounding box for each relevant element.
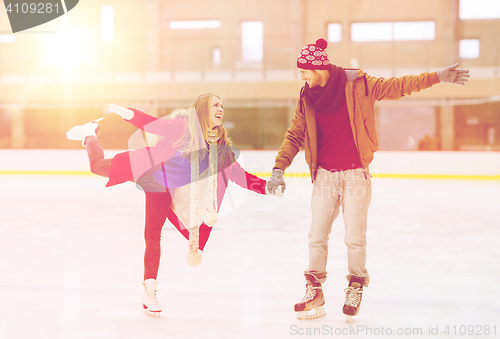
[266,38,469,321]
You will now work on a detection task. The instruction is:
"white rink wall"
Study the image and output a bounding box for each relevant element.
[0,149,499,179]
[233,150,500,179]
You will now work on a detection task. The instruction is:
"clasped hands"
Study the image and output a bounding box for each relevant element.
[266,168,285,198]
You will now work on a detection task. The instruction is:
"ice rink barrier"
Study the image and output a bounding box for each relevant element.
[0,149,499,180]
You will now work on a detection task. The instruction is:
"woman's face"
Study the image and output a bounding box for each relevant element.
[209,96,224,127]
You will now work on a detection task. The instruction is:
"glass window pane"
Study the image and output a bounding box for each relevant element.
[212,48,222,66]
[351,22,392,42]
[394,21,435,41]
[459,0,500,19]
[328,23,342,42]
[101,6,114,42]
[459,39,480,58]
[241,21,263,63]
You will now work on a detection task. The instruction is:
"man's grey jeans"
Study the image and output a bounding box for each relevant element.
[306,167,371,286]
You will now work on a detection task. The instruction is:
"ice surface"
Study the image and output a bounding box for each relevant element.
[0,174,499,339]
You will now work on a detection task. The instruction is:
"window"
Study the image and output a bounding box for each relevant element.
[394,21,435,41]
[169,20,221,30]
[0,35,16,43]
[351,21,435,42]
[327,23,342,42]
[212,47,222,66]
[352,22,392,42]
[241,21,263,63]
[101,6,114,42]
[459,0,500,19]
[459,39,480,58]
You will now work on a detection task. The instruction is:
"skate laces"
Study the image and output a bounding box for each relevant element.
[301,284,319,303]
[146,288,157,299]
[144,283,158,299]
[344,285,362,307]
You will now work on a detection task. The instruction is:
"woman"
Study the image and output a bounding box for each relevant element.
[66,93,272,317]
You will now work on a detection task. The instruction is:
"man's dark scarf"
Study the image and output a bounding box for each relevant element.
[303,64,347,113]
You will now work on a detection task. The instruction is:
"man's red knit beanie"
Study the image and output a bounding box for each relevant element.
[297,38,330,70]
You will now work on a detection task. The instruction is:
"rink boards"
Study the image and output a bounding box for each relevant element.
[0,149,499,180]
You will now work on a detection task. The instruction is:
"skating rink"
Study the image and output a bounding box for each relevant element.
[1,151,499,339]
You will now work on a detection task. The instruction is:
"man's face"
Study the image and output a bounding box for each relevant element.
[299,69,325,88]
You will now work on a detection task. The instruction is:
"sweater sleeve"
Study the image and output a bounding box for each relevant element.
[368,71,440,101]
[126,109,181,136]
[228,161,267,195]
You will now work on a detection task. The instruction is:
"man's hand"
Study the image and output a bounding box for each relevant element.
[436,63,470,86]
[266,168,286,196]
[107,104,134,120]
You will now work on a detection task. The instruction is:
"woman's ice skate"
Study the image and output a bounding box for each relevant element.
[142,279,162,318]
[66,118,103,146]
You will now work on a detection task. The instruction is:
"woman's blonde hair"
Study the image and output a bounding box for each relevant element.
[171,93,232,162]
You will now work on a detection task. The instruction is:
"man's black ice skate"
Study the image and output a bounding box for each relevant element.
[343,276,364,323]
[294,272,326,320]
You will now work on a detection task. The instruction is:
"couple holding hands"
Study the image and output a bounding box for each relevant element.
[66,38,469,321]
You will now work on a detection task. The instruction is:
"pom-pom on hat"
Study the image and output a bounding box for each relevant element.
[297,38,330,70]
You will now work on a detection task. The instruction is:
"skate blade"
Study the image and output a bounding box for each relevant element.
[143,309,161,318]
[85,117,104,125]
[296,306,326,320]
[345,309,361,323]
[143,304,161,318]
